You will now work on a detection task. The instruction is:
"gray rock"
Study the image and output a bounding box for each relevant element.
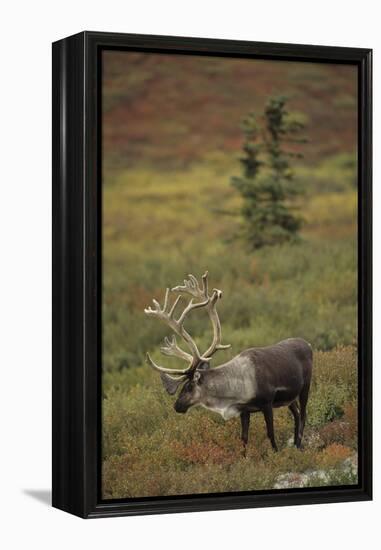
[274,453,358,489]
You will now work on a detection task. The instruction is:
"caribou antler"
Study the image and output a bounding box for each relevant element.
[160,335,193,363]
[144,272,230,378]
[144,284,209,375]
[172,271,231,361]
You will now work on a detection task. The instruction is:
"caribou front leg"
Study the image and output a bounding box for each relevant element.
[263,404,278,452]
[288,401,301,448]
[240,411,250,457]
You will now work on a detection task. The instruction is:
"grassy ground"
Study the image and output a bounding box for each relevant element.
[103,347,357,498]
[102,154,358,499]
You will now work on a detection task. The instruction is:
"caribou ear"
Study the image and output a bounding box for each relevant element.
[160,373,187,395]
[193,370,202,383]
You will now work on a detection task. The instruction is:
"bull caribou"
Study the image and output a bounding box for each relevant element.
[144,272,312,452]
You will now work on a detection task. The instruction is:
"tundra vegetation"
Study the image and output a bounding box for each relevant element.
[102,53,358,498]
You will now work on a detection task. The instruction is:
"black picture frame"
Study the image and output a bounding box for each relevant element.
[52,31,372,519]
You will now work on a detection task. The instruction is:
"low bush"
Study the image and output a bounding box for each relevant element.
[102,346,358,498]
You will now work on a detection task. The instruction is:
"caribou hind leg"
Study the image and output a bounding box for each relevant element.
[288,401,301,448]
[240,411,250,457]
[298,381,311,446]
[263,404,278,452]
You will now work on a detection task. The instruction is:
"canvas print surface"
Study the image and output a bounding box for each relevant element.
[101,51,358,499]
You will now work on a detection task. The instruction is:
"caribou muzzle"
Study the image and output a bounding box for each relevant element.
[174,400,189,413]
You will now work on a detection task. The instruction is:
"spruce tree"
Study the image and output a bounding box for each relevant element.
[231,96,306,249]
